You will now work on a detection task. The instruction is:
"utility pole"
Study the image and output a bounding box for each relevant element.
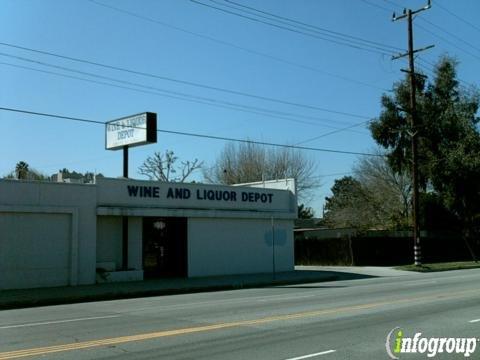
[392,1,433,266]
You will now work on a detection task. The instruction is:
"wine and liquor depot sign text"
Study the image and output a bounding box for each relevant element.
[127,185,274,204]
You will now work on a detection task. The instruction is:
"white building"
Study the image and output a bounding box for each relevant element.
[0,177,297,290]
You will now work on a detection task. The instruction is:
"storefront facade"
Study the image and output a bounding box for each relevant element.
[0,178,297,290]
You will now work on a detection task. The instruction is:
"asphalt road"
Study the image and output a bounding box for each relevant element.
[1,268,480,360]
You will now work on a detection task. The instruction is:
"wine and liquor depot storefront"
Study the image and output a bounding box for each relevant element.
[0,177,297,290]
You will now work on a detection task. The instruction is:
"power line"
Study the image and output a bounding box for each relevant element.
[0,42,371,120]
[221,0,402,52]
[190,0,394,56]
[436,1,480,34]
[0,60,338,130]
[419,18,480,55]
[399,53,475,91]
[0,107,381,157]
[416,56,476,89]
[415,22,480,62]
[359,0,393,13]
[311,171,353,179]
[382,1,480,63]
[88,0,388,92]
[414,56,436,69]
[201,0,397,55]
[0,55,368,134]
[295,121,369,145]
[382,0,403,10]
[355,4,477,127]
[196,165,352,180]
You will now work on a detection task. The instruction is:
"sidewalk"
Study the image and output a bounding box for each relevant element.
[296,265,418,277]
[0,267,402,310]
[0,269,343,310]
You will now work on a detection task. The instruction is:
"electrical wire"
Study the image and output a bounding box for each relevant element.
[359,0,393,13]
[189,0,394,56]
[419,18,480,55]
[311,171,353,180]
[0,107,381,157]
[382,0,403,10]
[415,23,480,63]
[295,121,369,146]
[416,56,476,89]
[0,42,371,120]
[348,2,478,117]
[220,0,402,52]
[88,0,388,91]
[435,1,480,34]
[0,55,369,134]
[386,0,480,55]
[0,60,346,131]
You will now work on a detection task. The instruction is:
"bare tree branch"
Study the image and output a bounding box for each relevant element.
[203,142,319,201]
[139,150,203,182]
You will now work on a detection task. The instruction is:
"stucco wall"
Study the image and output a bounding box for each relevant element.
[96,216,143,271]
[96,216,122,268]
[188,218,294,277]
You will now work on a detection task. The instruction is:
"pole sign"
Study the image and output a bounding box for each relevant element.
[105,112,157,150]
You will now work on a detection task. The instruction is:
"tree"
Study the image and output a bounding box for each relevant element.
[298,204,314,219]
[431,128,480,238]
[7,161,48,181]
[420,192,460,231]
[204,142,319,201]
[423,59,480,238]
[323,152,411,230]
[324,176,378,230]
[353,151,411,229]
[15,161,29,180]
[139,150,203,182]
[370,55,480,239]
[369,64,428,180]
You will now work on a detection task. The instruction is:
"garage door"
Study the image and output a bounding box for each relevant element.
[0,212,71,289]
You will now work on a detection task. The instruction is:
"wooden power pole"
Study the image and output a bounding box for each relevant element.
[392,1,434,266]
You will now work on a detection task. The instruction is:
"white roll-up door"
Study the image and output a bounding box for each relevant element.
[0,212,71,289]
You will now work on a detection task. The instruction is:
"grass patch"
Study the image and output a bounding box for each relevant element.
[396,261,480,272]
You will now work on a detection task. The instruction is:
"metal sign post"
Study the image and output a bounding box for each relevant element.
[271,216,276,280]
[123,145,129,178]
[122,145,129,270]
[105,112,157,271]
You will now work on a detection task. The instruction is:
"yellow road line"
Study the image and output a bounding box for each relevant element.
[0,288,479,359]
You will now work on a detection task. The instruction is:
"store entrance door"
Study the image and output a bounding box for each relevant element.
[142,217,188,278]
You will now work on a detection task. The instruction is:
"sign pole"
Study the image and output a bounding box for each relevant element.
[271,216,276,280]
[122,217,129,270]
[122,145,129,270]
[106,112,157,272]
[123,145,129,178]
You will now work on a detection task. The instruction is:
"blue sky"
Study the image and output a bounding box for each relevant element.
[1,0,479,215]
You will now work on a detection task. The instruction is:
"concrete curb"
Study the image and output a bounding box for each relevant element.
[0,274,339,310]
